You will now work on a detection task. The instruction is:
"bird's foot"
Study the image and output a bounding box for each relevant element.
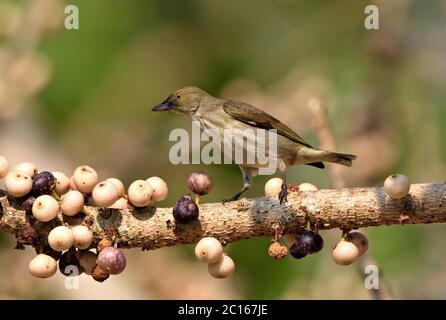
[279,183,288,204]
[222,194,241,204]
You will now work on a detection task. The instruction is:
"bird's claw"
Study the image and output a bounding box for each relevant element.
[222,194,240,204]
[279,183,288,204]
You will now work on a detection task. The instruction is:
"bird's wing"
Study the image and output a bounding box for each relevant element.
[223,100,313,148]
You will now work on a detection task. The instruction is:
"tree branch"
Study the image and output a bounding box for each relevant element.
[1,183,445,250]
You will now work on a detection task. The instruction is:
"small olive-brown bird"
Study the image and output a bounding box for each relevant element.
[153,86,356,203]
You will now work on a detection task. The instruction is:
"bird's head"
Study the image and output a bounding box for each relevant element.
[152,86,209,116]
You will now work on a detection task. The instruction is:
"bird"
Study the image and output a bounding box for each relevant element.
[152,86,356,203]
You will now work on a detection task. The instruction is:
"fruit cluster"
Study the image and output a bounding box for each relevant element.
[264,173,411,266]
[1,153,414,280]
[195,237,235,278]
[0,155,168,281]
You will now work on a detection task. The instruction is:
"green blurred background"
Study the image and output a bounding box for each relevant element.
[0,0,445,299]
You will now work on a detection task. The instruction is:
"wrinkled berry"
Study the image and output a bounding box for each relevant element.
[173,195,199,223]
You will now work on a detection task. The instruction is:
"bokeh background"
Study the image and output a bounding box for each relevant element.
[0,0,445,299]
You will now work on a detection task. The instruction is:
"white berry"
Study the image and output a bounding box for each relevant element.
[92,180,119,207]
[72,165,98,193]
[28,254,57,278]
[32,195,59,222]
[128,180,153,207]
[264,178,283,197]
[384,174,410,199]
[110,197,128,210]
[13,162,37,177]
[299,182,318,191]
[195,237,223,264]
[146,176,168,202]
[332,239,359,266]
[48,226,73,252]
[348,231,369,256]
[52,171,70,196]
[4,170,32,197]
[208,255,235,278]
[78,251,98,275]
[60,190,84,216]
[71,225,93,249]
[106,178,125,197]
[0,155,9,179]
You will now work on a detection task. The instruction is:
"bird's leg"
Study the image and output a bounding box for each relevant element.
[278,160,288,204]
[223,166,252,203]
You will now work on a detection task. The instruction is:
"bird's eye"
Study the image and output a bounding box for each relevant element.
[176,93,183,100]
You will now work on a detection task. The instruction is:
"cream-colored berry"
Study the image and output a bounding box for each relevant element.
[92,181,119,207]
[52,171,70,196]
[110,197,128,210]
[264,178,283,197]
[4,170,32,197]
[69,176,78,190]
[298,182,318,191]
[13,162,37,177]
[208,255,235,279]
[146,176,168,202]
[48,226,73,252]
[106,178,125,197]
[0,155,9,178]
[32,195,59,222]
[28,254,57,278]
[128,180,153,207]
[195,237,223,264]
[384,174,410,199]
[72,165,98,193]
[348,231,369,256]
[332,239,359,266]
[60,190,84,216]
[71,225,93,249]
[78,251,97,275]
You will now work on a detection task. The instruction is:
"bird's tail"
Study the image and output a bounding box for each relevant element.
[319,150,357,167]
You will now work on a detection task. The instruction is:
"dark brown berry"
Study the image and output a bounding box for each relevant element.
[59,248,84,276]
[173,195,199,223]
[289,243,307,259]
[22,196,36,216]
[32,171,56,197]
[295,230,324,254]
[16,224,39,245]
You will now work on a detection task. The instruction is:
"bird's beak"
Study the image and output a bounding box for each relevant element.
[152,99,174,112]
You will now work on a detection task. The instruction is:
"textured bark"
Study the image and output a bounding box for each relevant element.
[1,183,445,250]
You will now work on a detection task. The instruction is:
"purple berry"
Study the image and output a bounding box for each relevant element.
[295,230,324,254]
[32,171,56,196]
[59,249,84,277]
[173,195,199,223]
[97,247,126,275]
[289,243,307,259]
